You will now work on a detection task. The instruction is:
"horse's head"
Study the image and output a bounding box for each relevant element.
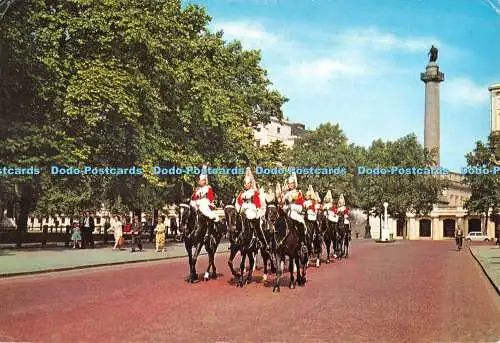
[224,205,237,232]
[178,203,191,234]
[265,203,279,228]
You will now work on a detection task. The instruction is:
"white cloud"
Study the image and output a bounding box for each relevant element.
[211,21,280,49]
[443,78,489,106]
[335,27,439,52]
[290,58,375,83]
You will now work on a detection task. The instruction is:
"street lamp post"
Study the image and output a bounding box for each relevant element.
[382,202,389,241]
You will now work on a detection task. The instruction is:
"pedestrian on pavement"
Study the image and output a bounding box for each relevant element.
[146,215,155,243]
[131,215,143,252]
[70,221,81,249]
[80,211,95,249]
[111,215,123,250]
[167,203,178,238]
[155,217,166,252]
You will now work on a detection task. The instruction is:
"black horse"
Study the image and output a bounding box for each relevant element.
[260,203,278,282]
[305,210,322,268]
[321,211,337,263]
[272,206,308,292]
[178,203,216,283]
[337,212,351,259]
[225,205,260,287]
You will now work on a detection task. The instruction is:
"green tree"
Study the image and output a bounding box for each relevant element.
[465,132,500,237]
[356,134,446,238]
[289,123,362,203]
[0,0,286,230]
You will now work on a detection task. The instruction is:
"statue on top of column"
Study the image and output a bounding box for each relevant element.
[428,45,438,63]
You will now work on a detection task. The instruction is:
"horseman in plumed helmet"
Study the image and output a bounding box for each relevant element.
[235,168,261,219]
[235,168,269,249]
[304,185,320,219]
[337,193,349,223]
[281,172,307,245]
[190,165,220,223]
[323,190,338,223]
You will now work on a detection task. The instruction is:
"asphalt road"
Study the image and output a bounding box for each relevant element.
[1,241,499,343]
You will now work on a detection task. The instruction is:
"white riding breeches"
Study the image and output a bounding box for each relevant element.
[190,199,219,222]
[306,209,317,221]
[327,211,338,223]
[288,204,305,225]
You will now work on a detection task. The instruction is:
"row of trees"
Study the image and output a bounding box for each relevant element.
[0,0,286,231]
[464,133,500,236]
[1,1,497,238]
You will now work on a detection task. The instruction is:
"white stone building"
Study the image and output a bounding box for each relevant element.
[253,117,305,148]
[365,82,499,240]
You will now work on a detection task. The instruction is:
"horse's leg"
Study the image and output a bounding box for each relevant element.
[261,248,269,282]
[325,238,331,264]
[227,247,241,280]
[246,251,255,284]
[186,242,195,283]
[204,246,214,281]
[191,241,204,281]
[288,257,296,289]
[345,237,349,259]
[210,239,219,279]
[238,251,246,287]
[272,255,282,293]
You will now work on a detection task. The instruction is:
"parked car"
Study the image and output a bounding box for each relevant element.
[465,231,490,242]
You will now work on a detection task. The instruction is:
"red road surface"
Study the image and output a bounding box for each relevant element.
[1,241,499,343]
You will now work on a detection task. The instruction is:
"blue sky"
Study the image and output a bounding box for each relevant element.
[185,0,500,171]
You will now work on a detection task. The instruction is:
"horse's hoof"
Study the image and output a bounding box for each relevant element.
[204,272,210,281]
[262,273,267,282]
[316,259,320,268]
[273,285,280,293]
[210,272,217,279]
[289,282,295,289]
[245,278,252,285]
[326,259,330,264]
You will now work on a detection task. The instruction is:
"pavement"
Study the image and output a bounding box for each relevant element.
[470,245,500,294]
[0,240,230,277]
[0,240,499,343]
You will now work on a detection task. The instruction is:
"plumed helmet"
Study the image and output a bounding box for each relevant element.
[315,191,321,203]
[244,167,256,189]
[199,164,208,182]
[305,185,316,200]
[338,193,345,207]
[324,190,333,203]
[287,172,297,186]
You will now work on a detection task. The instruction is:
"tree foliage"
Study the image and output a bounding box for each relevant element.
[0,0,286,224]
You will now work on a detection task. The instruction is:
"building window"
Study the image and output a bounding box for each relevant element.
[277,127,281,134]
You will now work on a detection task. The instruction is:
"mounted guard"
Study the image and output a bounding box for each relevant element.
[303,185,320,221]
[337,193,349,222]
[190,166,220,240]
[322,190,339,261]
[337,193,351,258]
[304,185,322,267]
[282,173,305,225]
[235,168,261,220]
[323,190,338,223]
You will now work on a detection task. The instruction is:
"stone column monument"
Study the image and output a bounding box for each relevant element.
[421,45,444,166]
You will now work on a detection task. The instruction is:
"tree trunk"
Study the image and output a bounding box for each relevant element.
[364,210,371,239]
[495,212,500,239]
[16,184,34,248]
